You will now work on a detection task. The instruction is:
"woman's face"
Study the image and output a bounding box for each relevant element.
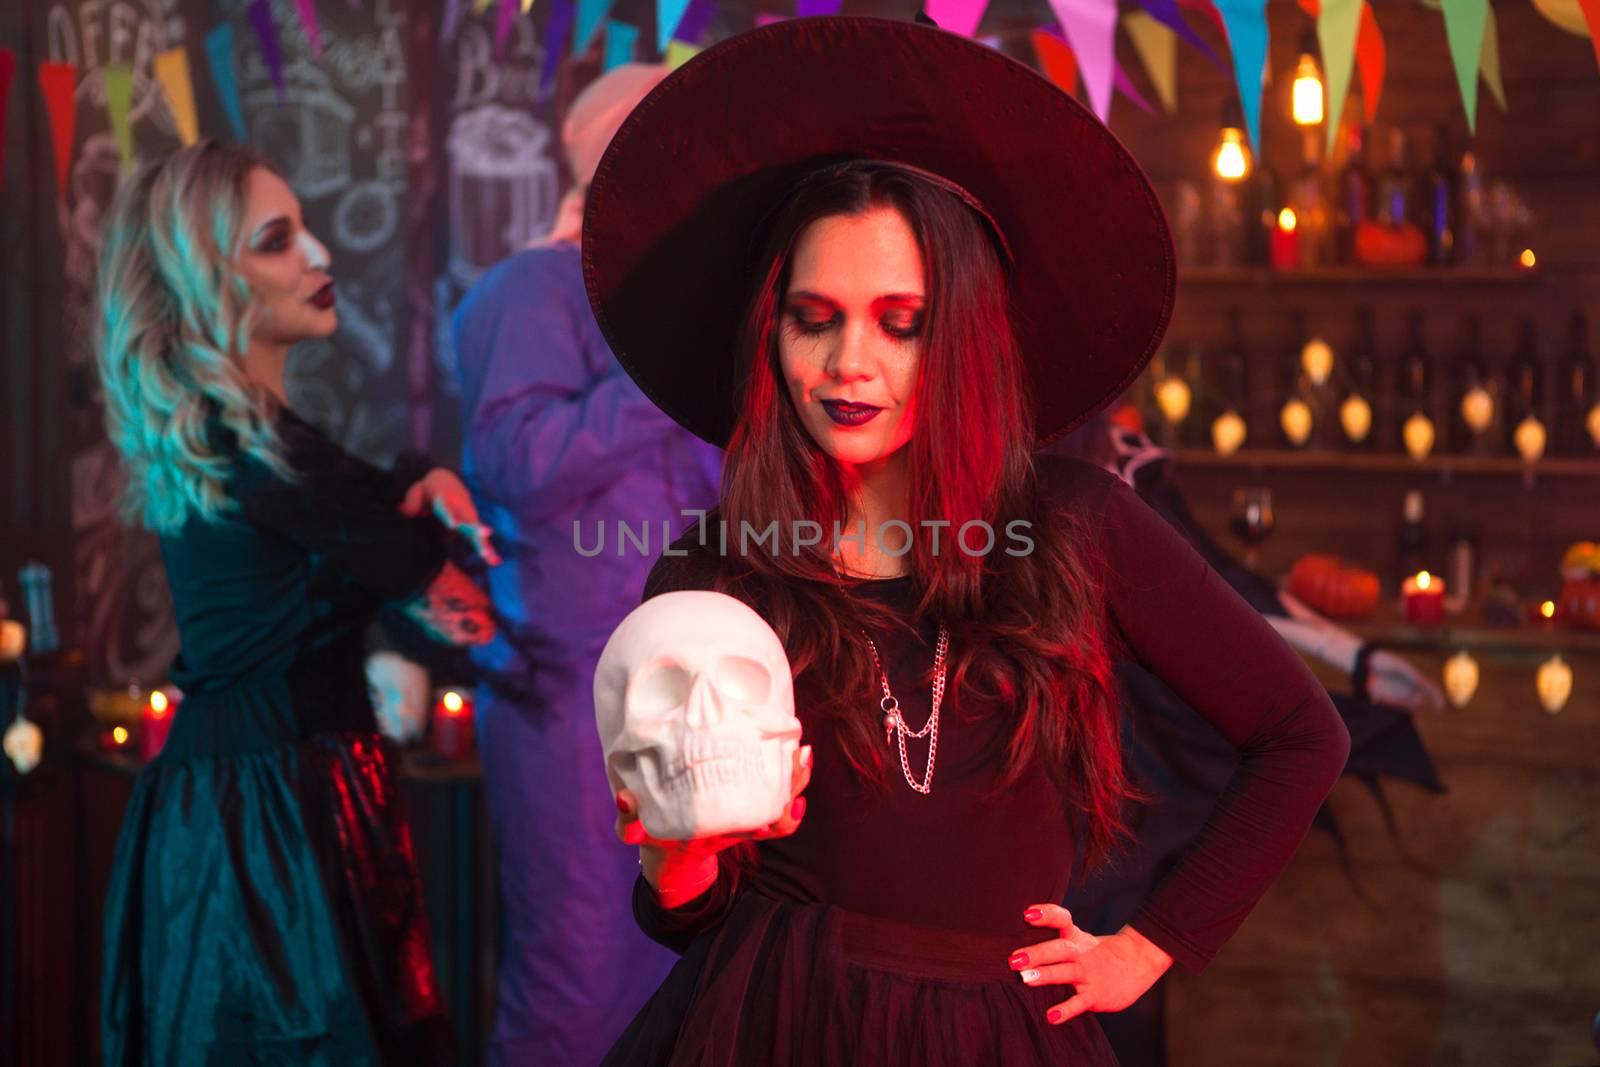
[234,167,337,346]
[778,205,924,472]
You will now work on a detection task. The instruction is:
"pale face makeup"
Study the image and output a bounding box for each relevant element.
[778,206,925,475]
[235,167,338,349]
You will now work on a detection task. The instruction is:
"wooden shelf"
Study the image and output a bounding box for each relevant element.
[1338,611,1600,657]
[1170,447,1600,477]
[1178,266,1541,286]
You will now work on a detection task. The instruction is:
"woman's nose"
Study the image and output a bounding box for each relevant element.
[296,230,331,272]
[826,319,871,381]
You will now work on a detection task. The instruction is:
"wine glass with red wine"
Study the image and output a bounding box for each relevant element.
[1229,486,1275,571]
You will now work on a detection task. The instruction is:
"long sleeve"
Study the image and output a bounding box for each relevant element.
[230,413,447,602]
[1087,470,1351,973]
[629,847,749,954]
[451,247,681,518]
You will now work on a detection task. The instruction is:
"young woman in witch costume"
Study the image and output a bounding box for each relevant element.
[582,18,1352,1064]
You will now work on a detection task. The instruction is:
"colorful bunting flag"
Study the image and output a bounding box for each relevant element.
[1113,60,1156,113]
[523,0,537,13]
[293,0,324,57]
[755,13,788,26]
[1355,3,1385,122]
[1179,0,1228,41]
[1440,0,1489,132]
[1049,0,1118,121]
[658,0,694,51]
[575,0,615,54]
[604,20,639,70]
[674,0,718,44]
[474,0,495,13]
[104,63,135,170]
[1579,0,1600,72]
[204,24,246,141]
[1212,0,1268,149]
[496,0,518,57]
[444,0,466,40]
[1031,28,1079,96]
[1123,10,1178,113]
[38,62,77,197]
[665,39,701,68]
[1131,0,1225,71]
[1479,5,1507,110]
[923,0,989,38]
[0,49,13,187]
[540,0,575,99]
[153,48,200,146]
[247,0,287,102]
[1316,0,1361,153]
[797,0,845,15]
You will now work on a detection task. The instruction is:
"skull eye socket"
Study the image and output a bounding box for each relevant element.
[715,655,771,705]
[631,663,693,715]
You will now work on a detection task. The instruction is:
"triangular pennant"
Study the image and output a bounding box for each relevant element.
[1355,3,1385,122]
[1212,0,1269,149]
[293,0,324,57]
[496,0,518,57]
[540,0,575,100]
[153,47,200,145]
[923,0,989,38]
[604,20,639,70]
[797,0,844,15]
[574,0,614,54]
[104,63,135,170]
[1479,5,1507,112]
[444,0,466,39]
[0,49,15,187]
[1049,0,1118,121]
[1031,28,1078,96]
[38,62,77,197]
[1114,60,1156,113]
[204,24,246,141]
[665,39,701,68]
[1316,0,1361,154]
[1123,10,1178,113]
[755,12,788,26]
[523,0,537,13]
[1440,0,1489,133]
[657,0,694,51]
[1131,0,1225,71]
[1179,0,1228,41]
[1580,0,1600,72]
[474,0,494,13]
[247,0,287,102]
[674,0,718,43]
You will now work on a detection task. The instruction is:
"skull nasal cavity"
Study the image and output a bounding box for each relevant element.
[685,673,724,729]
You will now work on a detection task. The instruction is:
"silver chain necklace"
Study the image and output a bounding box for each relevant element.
[865,626,950,795]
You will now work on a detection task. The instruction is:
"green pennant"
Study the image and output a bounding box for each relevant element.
[1441,0,1489,133]
[1319,0,1362,155]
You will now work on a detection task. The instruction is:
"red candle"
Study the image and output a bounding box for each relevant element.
[1402,571,1446,624]
[140,690,174,762]
[430,689,475,760]
[1270,208,1300,270]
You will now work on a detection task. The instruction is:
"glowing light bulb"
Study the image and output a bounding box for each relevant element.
[1514,416,1547,463]
[1280,398,1313,446]
[1291,52,1324,126]
[1443,650,1479,709]
[1519,248,1536,269]
[1301,337,1334,386]
[1214,127,1250,182]
[1586,403,1600,447]
[1403,412,1436,460]
[1340,393,1373,443]
[1212,410,1247,456]
[1154,377,1192,424]
[1460,386,1495,434]
[1537,654,1573,714]
[1278,207,1298,232]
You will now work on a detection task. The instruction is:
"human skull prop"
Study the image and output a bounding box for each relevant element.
[595,591,801,840]
[366,652,430,745]
[4,716,42,775]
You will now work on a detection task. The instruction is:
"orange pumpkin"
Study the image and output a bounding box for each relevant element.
[1353,220,1428,267]
[1288,554,1381,618]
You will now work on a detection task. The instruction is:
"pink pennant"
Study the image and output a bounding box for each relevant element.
[496,0,518,56]
[755,12,788,26]
[293,0,324,56]
[924,0,989,38]
[1049,0,1117,121]
[1114,61,1155,113]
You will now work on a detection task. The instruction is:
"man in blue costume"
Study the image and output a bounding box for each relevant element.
[451,64,723,1066]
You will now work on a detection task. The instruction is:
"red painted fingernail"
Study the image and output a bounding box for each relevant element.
[1024,908,1043,922]
[1008,953,1029,970]
[800,745,813,769]
[791,797,807,820]
[616,795,629,814]
[1047,1008,1063,1025]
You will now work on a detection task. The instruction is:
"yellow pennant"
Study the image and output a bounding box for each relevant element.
[1121,11,1176,114]
[153,47,200,146]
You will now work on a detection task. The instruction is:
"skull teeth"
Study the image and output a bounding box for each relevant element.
[663,753,764,794]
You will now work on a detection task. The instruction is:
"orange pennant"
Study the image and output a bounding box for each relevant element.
[1580,0,1600,72]
[38,61,77,197]
[1032,28,1079,97]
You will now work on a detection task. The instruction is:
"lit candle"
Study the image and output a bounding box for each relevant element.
[1402,570,1447,624]
[431,689,476,760]
[0,620,25,662]
[1270,207,1300,270]
[140,689,175,762]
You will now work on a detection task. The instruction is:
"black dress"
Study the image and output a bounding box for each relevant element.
[101,409,457,1066]
[603,458,1353,1066]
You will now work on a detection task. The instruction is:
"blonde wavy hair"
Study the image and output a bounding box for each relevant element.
[93,140,294,533]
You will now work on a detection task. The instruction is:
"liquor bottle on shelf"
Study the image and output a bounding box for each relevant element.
[1333,123,1373,265]
[1183,342,1210,448]
[1395,489,1431,594]
[1340,306,1379,450]
[1457,150,1488,265]
[1505,318,1547,458]
[1291,129,1332,268]
[1554,312,1598,455]
[1423,125,1457,266]
[1209,308,1250,455]
[1376,127,1415,227]
[1449,316,1496,454]
[1395,311,1436,457]
[1246,161,1280,269]
[1279,311,1315,448]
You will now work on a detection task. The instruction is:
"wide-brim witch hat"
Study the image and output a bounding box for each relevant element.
[582,16,1175,447]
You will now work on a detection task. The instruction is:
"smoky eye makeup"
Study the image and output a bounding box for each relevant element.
[251,218,291,253]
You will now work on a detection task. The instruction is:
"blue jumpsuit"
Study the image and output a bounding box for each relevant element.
[452,243,723,1066]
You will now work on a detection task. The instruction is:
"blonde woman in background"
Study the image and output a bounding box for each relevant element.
[94,141,496,1066]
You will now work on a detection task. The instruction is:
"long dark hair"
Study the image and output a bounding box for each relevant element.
[684,160,1131,868]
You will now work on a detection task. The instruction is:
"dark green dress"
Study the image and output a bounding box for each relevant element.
[101,409,457,1066]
